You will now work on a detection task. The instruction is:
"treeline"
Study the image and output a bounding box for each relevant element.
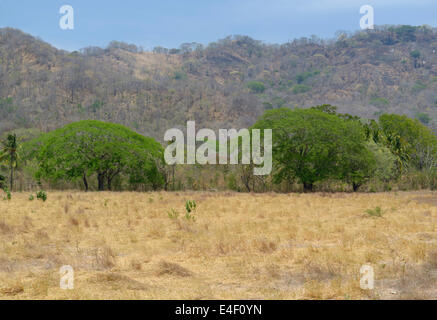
[1,105,437,193]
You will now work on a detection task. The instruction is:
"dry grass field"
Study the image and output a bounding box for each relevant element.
[0,191,437,300]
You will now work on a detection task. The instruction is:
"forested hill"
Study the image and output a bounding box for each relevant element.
[2,25,437,140]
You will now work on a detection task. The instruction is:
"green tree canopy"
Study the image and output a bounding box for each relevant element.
[378,114,437,171]
[247,81,265,93]
[253,108,373,191]
[25,120,164,191]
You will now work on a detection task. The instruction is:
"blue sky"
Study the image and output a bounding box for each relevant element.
[0,0,436,51]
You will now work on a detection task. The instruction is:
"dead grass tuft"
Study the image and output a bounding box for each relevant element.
[155,261,192,277]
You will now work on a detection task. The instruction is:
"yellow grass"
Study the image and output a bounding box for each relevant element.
[0,191,437,300]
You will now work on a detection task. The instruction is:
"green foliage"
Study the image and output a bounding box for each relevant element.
[411,81,427,93]
[263,102,273,110]
[310,104,338,115]
[410,50,421,59]
[173,71,187,80]
[226,173,238,191]
[0,133,20,191]
[36,190,47,202]
[25,120,164,191]
[247,81,265,93]
[253,108,370,191]
[340,141,377,191]
[379,114,437,171]
[367,141,397,182]
[29,194,34,201]
[292,84,311,94]
[271,97,286,108]
[416,112,431,125]
[365,206,383,217]
[295,70,320,84]
[89,100,104,113]
[393,25,417,42]
[185,200,197,214]
[167,208,179,220]
[184,200,197,222]
[370,97,389,107]
[184,211,196,222]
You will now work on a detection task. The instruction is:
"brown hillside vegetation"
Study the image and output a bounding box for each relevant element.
[0,191,436,299]
[3,25,437,140]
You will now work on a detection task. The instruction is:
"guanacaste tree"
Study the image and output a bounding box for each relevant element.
[253,108,374,191]
[25,120,164,191]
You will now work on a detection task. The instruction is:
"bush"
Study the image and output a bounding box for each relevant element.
[185,200,197,222]
[365,207,383,217]
[416,112,431,125]
[292,84,311,94]
[370,97,389,107]
[37,190,47,202]
[247,81,265,93]
[167,208,179,220]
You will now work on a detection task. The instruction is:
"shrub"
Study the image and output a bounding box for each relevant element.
[365,207,383,217]
[29,195,34,201]
[410,50,421,59]
[292,84,311,94]
[185,200,197,222]
[370,97,389,107]
[416,112,431,125]
[37,190,47,202]
[295,70,320,84]
[173,71,187,80]
[168,209,179,220]
[247,81,265,93]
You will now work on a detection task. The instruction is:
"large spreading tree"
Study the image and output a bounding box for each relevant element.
[253,108,375,191]
[25,120,164,191]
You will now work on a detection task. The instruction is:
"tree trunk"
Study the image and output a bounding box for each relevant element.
[9,163,13,191]
[107,176,112,191]
[83,172,89,192]
[352,183,360,192]
[303,182,313,192]
[98,173,105,191]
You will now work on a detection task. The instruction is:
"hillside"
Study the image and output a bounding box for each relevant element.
[2,25,437,140]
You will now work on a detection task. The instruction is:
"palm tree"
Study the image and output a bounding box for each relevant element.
[0,133,19,191]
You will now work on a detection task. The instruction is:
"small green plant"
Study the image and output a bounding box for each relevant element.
[29,195,34,201]
[185,200,197,222]
[36,190,47,202]
[168,208,179,220]
[5,190,11,201]
[185,211,196,222]
[365,206,383,217]
[185,200,196,214]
